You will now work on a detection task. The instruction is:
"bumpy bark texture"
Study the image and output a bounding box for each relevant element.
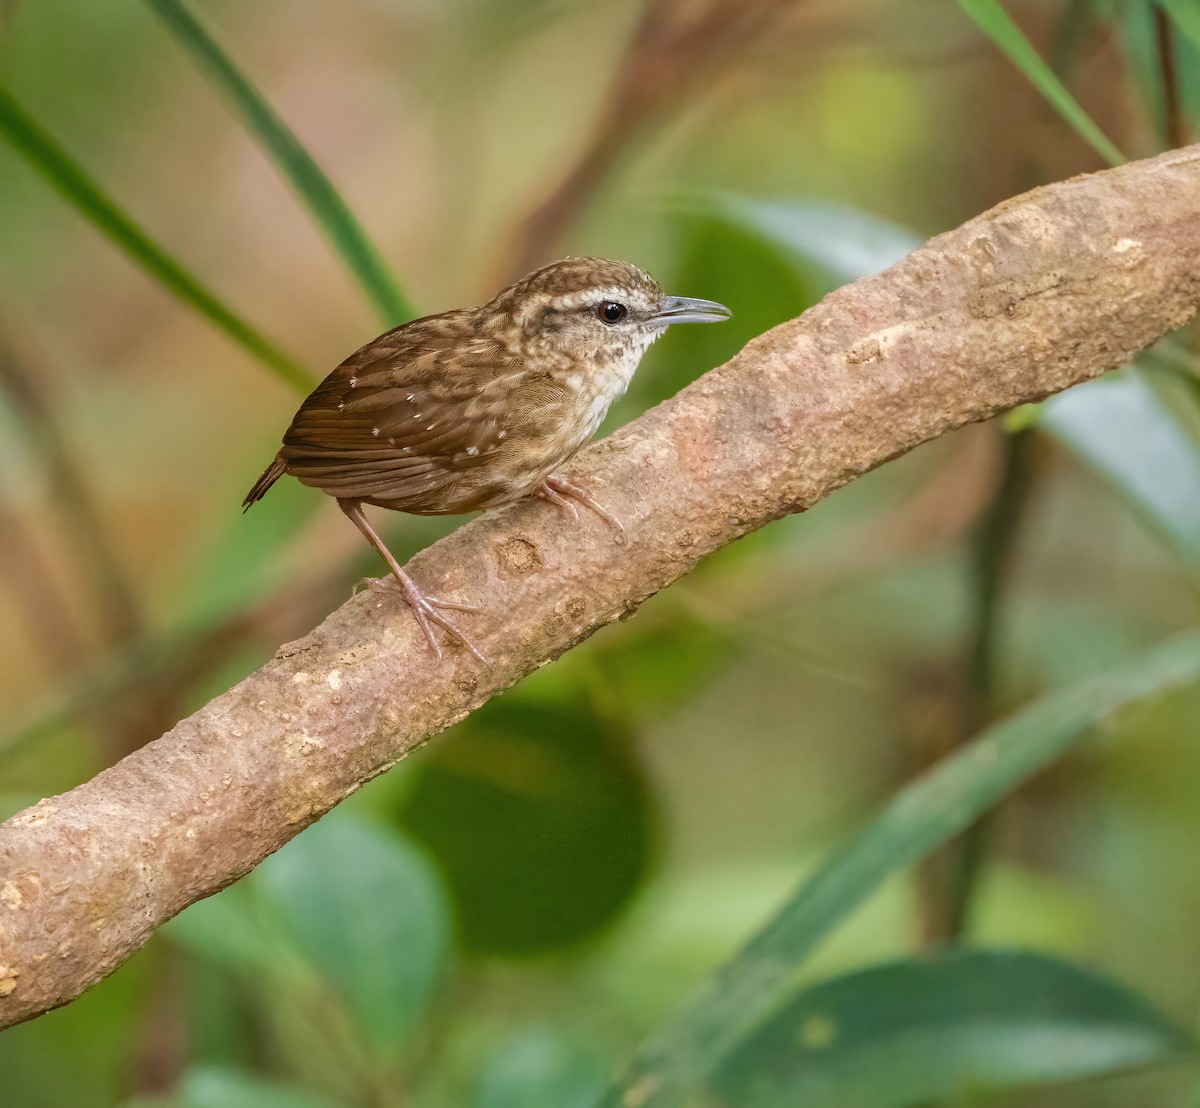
[3,147,1200,1028]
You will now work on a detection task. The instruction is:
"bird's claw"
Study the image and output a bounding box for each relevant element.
[537,483,580,521]
[538,475,625,543]
[358,577,487,663]
[409,597,490,665]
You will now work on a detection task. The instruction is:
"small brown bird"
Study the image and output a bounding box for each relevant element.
[244,257,730,661]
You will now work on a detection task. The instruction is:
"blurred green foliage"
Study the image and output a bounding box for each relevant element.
[165,814,450,1090]
[711,949,1192,1108]
[605,631,1200,1106]
[4,0,1200,1106]
[396,694,654,955]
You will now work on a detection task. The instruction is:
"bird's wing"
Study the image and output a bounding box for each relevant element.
[281,312,519,506]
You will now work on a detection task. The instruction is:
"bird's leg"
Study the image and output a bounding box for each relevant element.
[536,475,626,542]
[338,499,487,664]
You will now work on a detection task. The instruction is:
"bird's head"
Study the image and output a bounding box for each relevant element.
[490,257,731,380]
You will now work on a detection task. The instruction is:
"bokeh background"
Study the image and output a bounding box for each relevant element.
[3,1,1200,1105]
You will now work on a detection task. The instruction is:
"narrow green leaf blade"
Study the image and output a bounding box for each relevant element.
[0,87,314,392]
[145,0,413,326]
[956,0,1126,166]
[1160,0,1200,58]
[710,950,1193,1108]
[1042,370,1200,567]
[602,630,1200,1107]
[0,91,314,393]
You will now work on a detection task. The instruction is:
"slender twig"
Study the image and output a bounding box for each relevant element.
[499,0,793,284]
[0,329,142,645]
[1155,7,1189,149]
[0,328,163,761]
[1,147,1198,1029]
[0,559,344,765]
[918,428,1038,944]
[964,432,1037,739]
[0,497,84,675]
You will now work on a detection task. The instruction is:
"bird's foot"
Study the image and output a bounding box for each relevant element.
[362,576,488,664]
[362,576,479,611]
[338,499,486,664]
[536,475,626,543]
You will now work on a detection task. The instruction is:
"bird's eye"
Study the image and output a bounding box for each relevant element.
[596,301,627,324]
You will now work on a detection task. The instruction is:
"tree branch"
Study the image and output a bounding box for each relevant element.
[2,147,1199,1028]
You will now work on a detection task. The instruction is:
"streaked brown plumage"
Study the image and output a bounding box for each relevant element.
[245,257,730,661]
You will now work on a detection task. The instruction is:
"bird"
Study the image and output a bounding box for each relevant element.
[243,257,730,662]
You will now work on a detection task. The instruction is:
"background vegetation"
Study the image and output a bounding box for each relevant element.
[2,0,1200,1105]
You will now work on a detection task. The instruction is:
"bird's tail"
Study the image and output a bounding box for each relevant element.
[242,453,287,512]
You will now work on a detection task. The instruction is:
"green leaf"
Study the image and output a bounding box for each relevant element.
[0,86,314,393]
[0,954,151,1108]
[396,695,653,955]
[172,819,452,1067]
[1042,370,1200,567]
[619,215,813,420]
[955,0,1125,166]
[1160,0,1200,57]
[143,0,413,326]
[474,1026,608,1108]
[174,1066,341,1108]
[709,949,1192,1108]
[602,630,1200,1107]
[165,879,307,983]
[693,193,919,288]
[590,614,732,720]
[256,815,451,1057]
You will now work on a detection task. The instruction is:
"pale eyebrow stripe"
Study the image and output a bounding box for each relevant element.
[549,287,632,312]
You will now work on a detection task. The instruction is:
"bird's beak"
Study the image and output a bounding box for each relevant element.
[653,295,732,325]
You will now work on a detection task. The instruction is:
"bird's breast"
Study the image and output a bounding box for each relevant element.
[552,358,637,452]
[454,357,637,511]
